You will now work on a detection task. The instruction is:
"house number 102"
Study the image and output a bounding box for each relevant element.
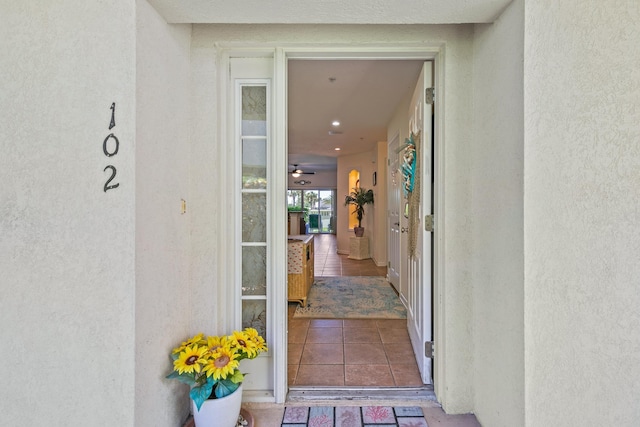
[103,102,120,192]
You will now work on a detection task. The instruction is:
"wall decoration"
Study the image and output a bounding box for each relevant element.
[401,132,417,197]
[405,131,421,258]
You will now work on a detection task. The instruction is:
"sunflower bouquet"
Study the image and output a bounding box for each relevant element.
[166,328,268,410]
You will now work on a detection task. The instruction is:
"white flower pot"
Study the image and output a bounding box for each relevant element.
[191,384,243,427]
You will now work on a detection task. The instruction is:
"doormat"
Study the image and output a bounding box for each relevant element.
[293,276,406,319]
[281,406,427,426]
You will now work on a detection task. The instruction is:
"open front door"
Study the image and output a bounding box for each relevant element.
[405,62,434,384]
[387,133,402,299]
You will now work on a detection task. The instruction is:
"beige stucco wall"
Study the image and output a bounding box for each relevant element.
[471,0,525,425]
[0,2,137,425]
[524,1,640,425]
[135,1,192,425]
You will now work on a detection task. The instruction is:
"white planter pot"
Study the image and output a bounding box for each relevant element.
[191,384,243,427]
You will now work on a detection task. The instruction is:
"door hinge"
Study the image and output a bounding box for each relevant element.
[425,87,435,105]
[425,214,434,232]
[425,341,435,358]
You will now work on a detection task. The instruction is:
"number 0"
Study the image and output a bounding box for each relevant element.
[103,133,119,157]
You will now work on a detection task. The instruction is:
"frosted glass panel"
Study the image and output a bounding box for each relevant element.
[242,86,266,136]
[242,246,266,296]
[242,193,266,242]
[242,138,267,189]
[242,300,267,340]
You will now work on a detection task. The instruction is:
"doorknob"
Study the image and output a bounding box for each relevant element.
[401,227,408,233]
[394,222,400,226]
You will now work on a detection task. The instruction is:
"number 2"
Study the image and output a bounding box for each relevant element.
[103,165,119,192]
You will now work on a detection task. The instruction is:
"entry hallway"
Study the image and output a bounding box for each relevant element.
[289,234,421,387]
[252,233,481,426]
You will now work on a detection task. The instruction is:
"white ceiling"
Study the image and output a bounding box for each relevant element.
[145,0,513,174]
[288,59,425,172]
[146,0,512,24]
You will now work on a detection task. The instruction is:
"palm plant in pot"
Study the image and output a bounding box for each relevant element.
[167,328,267,427]
[344,187,374,237]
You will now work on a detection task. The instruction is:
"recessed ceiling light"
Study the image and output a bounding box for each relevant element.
[334,147,341,151]
[332,120,340,126]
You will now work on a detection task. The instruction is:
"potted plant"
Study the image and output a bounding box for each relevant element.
[344,187,374,237]
[167,328,268,427]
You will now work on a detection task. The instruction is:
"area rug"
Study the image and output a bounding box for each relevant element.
[293,276,406,319]
[281,406,428,427]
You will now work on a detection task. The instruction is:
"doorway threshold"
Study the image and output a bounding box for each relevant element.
[286,386,436,403]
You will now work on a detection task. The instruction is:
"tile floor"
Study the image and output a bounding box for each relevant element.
[289,233,421,387]
[313,234,388,277]
[288,318,423,387]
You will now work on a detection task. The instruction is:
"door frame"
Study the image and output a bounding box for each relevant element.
[218,44,446,404]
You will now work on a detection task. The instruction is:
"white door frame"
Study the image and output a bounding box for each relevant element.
[218,44,446,404]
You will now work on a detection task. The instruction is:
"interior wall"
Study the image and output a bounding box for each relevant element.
[0,2,137,425]
[191,24,475,412]
[287,170,337,190]
[135,2,192,426]
[337,151,376,254]
[470,0,524,425]
[524,1,640,425]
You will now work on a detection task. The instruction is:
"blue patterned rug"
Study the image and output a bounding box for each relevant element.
[282,406,427,426]
[293,276,406,319]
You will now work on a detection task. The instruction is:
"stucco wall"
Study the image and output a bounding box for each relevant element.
[135,1,192,425]
[0,2,136,425]
[524,1,640,425]
[471,0,524,425]
[191,24,475,412]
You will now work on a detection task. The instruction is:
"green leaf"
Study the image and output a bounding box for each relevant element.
[214,379,240,399]
[190,381,214,411]
[166,371,197,386]
[230,370,244,384]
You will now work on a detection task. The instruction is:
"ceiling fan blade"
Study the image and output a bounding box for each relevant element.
[288,164,315,175]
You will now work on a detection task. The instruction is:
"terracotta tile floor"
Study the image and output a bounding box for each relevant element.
[288,234,422,387]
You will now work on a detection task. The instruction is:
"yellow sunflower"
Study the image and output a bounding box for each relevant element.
[203,346,240,380]
[230,330,258,358]
[206,335,231,354]
[173,344,208,374]
[244,328,268,353]
[172,333,205,354]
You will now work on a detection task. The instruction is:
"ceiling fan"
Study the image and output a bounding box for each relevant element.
[288,164,315,177]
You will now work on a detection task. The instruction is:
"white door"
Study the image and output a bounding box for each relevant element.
[387,133,402,299]
[405,62,434,384]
